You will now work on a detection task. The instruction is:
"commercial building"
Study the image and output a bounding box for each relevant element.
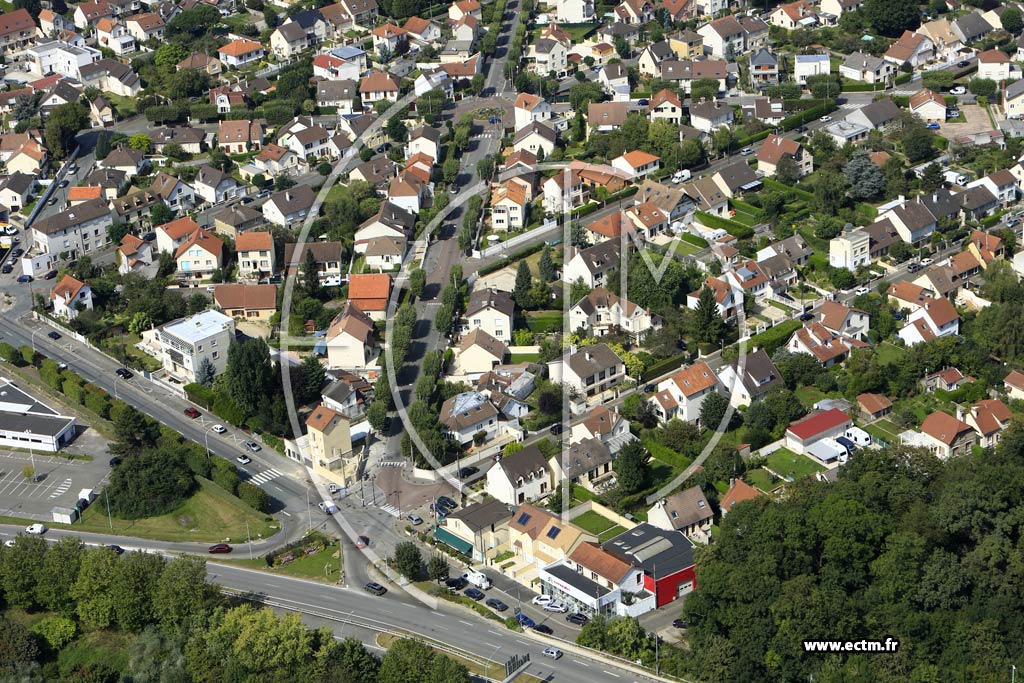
[0,377,76,452]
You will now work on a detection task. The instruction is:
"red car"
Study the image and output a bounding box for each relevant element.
[208,544,231,553]
[355,535,369,548]
[184,407,201,419]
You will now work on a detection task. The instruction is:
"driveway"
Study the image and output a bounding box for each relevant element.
[940,103,994,139]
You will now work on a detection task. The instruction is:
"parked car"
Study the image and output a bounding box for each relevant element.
[485,598,509,612]
[107,545,125,555]
[542,648,562,660]
[211,424,227,434]
[43,269,57,280]
[820,115,832,122]
[854,286,869,296]
[464,587,485,600]
[517,614,536,628]
[184,407,201,419]
[244,441,261,452]
[364,582,387,596]
[109,457,122,467]
[207,544,231,553]
[532,624,553,635]
[740,147,754,156]
[549,424,564,435]
[532,595,553,606]
[142,232,156,242]
[355,535,370,548]
[637,98,649,106]
[47,331,61,340]
[437,496,457,509]
[906,262,922,273]
[956,60,970,68]
[16,274,32,283]
[407,513,424,525]
[920,257,934,266]
[672,618,688,629]
[25,523,46,535]
[799,312,814,321]
[543,601,569,613]
[115,368,133,379]
[11,248,23,258]
[430,503,448,517]
[566,612,589,625]
[458,466,479,478]
[1,264,12,274]
[445,576,468,591]
[236,454,251,465]
[926,122,941,130]
[951,86,967,95]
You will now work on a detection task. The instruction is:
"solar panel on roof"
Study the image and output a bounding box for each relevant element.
[547,526,561,539]
[517,512,531,525]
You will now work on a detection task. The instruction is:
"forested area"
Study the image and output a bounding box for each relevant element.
[0,541,467,683]
[681,429,1024,683]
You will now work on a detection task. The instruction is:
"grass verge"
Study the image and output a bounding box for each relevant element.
[766,448,825,480]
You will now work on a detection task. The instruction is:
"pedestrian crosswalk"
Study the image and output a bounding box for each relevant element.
[378,461,406,468]
[377,503,401,518]
[248,468,283,485]
[50,478,72,499]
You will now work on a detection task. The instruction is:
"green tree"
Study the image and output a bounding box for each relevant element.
[0,341,19,365]
[195,356,216,387]
[109,402,159,454]
[692,285,723,344]
[0,618,39,675]
[30,616,76,650]
[44,101,87,159]
[863,0,919,36]
[512,260,533,308]
[154,43,189,70]
[1003,7,1023,33]
[322,638,380,683]
[812,169,848,214]
[0,534,47,609]
[969,77,997,98]
[699,391,730,430]
[154,556,215,633]
[224,337,274,417]
[538,245,556,281]
[409,268,426,298]
[237,481,270,512]
[476,156,494,182]
[775,155,801,186]
[378,638,435,683]
[71,547,121,629]
[922,69,954,91]
[427,554,449,583]
[442,156,459,184]
[393,542,424,580]
[150,203,174,227]
[367,400,388,432]
[129,133,151,152]
[36,537,83,615]
[844,152,885,200]
[427,655,470,683]
[105,448,196,519]
[919,161,944,192]
[902,125,935,163]
[615,441,648,495]
[112,550,165,632]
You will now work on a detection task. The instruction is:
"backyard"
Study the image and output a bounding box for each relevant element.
[572,509,627,542]
[745,467,779,493]
[766,447,825,481]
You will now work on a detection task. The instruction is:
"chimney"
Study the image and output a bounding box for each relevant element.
[898,194,905,203]
[286,191,292,201]
[933,193,938,203]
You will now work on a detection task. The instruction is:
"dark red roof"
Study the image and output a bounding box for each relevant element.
[787,408,851,440]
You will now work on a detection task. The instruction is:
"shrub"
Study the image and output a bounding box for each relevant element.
[210,458,240,496]
[237,482,270,512]
[105,449,196,519]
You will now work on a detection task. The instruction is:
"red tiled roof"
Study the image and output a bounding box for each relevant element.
[787,408,851,440]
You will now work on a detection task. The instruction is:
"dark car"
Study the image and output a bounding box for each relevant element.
[458,466,479,478]
[672,618,688,629]
[532,624,553,635]
[142,232,156,242]
[799,312,814,321]
[364,582,387,596]
[11,248,23,257]
[107,544,125,555]
[566,612,589,625]
[47,331,61,340]
[184,407,201,419]
[355,535,370,548]
[1,264,12,274]
[957,60,970,67]
[115,368,133,379]
[16,274,32,283]
[208,543,232,553]
[486,598,509,612]
[430,503,448,517]
[43,269,58,280]
[893,312,905,321]
[549,424,564,435]
[445,576,468,591]
[437,496,457,509]
[644,383,656,393]
[464,587,485,600]
[108,456,122,467]
[907,262,922,273]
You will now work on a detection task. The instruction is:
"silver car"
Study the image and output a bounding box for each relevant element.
[543,600,569,613]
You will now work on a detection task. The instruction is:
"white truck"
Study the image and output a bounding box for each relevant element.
[462,570,491,590]
[943,170,968,186]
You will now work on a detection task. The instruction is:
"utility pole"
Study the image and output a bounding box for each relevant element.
[105,488,113,530]
[246,520,252,560]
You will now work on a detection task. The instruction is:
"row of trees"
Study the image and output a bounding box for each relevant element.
[0,538,469,683]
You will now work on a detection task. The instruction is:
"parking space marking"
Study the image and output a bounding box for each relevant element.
[50,478,72,498]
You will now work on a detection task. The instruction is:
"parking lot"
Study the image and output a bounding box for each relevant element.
[0,427,113,522]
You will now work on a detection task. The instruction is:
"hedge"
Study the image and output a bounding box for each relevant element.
[185,383,215,409]
[841,81,887,92]
[680,232,709,248]
[641,352,690,381]
[780,99,837,131]
[762,177,813,200]
[981,210,1006,228]
[730,198,765,220]
[695,211,754,239]
[723,319,802,360]
[735,128,771,148]
[895,73,913,85]
[642,436,693,471]
[476,241,546,276]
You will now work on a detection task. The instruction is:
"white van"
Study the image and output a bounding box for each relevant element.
[672,170,692,183]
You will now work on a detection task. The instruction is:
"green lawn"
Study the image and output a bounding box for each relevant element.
[864,423,897,445]
[219,539,343,582]
[794,385,828,408]
[103,93,137,118]
[668,239,702,256]
[524,310,562,333]
[766,447,825,481]
[573,510,618,535]
[509,352,540,363]
[745,468,777,493]
[571,484,599,504]
[874,419,902,437]
[18,478,281,543]
[875,341,907,365]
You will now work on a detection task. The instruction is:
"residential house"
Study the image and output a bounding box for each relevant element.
[0,172,36,211]
[786,322,859,367]
[563,240,623,288]
[879,200,936,244]
[50,275,92,320]
[117,234,153,275]
[464,289,514,341]
[923,367,974,393]
[359,70,399,103]
[363,235,405,272]
[270,22,310,59]
[0,9,36,54]
[354,200,415,251]
[611,150,659,180]
[549,343,627,400]
[194,164,244,204]
[648,89,683,125]
[919,18,962,59]
[898,297,960,345]
[647,486,712,541]
[306,405,358,491]
[689,101,733,133]
[528,37,568,77]
[346,273,391,320]
[569,287,659,343]
[95,18,135,55]
[959,399,1012,448]
[769,0,816,29]
[325,302,377,369]
[685,276,739,321]
[1004,79,1024,119]
[217,120,263,155]
[440,498,514,563]
[148,172,195,213]
[213,283,277,322]
[598,62,630,101]
[553,0,595,23]
[588,101,629,134]
[794,53,830,84]
[154,310,235,383]
[649,362,722,424]
[720,479,761,515]
[174,228,222,280]
[784,408,854,454]
[549,438,616,492]
[757,134,811,178]
[978,49,1011,81]
[29,199,114,266]
[748,48,779,86]
[909,88,947,122]
[150,126,204,155]
[124,12,163,42]
[217,39,266,68]
[513,121,556,157]
[1005,369,1024,401]
[263,186,316,228]
[951,11,993,45]
[213,204,264,239]
[514,93,553,131]
[883,30,934,68]
[839,51,894,84]
[235,231,275,279]
[697,15,749,58]
[857,392,893,421]
[457,328,508,377]
[638,40,674,77]
[570,405,634,455]
[250,144,301,178]
[490,181,528,231]
[919,410,976,458]
[818,300,870,341]
[717,347,784,406]
[440,391,499,445]
[659,59,728,94]
[177,52,222,76]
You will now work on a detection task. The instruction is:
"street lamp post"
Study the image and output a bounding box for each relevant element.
[204,430,211,459]
[30,327,41,353]
[486,645,502,682]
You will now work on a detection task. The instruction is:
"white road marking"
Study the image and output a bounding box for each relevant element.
[459,619,473,626]
[601,671,620,678]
